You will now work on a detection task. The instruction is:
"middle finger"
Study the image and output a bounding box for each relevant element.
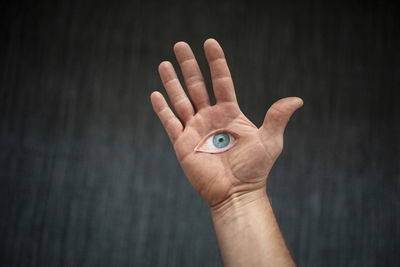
[174,42,211,111]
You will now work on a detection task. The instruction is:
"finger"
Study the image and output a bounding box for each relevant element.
[158,61,194,124]
[204,38,237,103]
[260,97,304,139]
[150,91,183,143]
[174,41,210,111]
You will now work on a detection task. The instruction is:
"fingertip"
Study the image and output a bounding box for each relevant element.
[279,97,304,109]
[158,61,178,83]
[291,97,304,108]
[158,61,172,72]
[203,37,219,48]
[296,96,303,104]
[174,41,189,51]
[150,91,167,113]
[150,91,159,108]
[295,98,304,111]
[204,38,226,61]
[150,91,161,101]
[174,41,195,61]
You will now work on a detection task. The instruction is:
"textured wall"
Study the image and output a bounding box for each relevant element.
[1,0,399,266]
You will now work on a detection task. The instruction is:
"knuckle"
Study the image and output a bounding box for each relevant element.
[186,75,204,87]
[163,117,177,132]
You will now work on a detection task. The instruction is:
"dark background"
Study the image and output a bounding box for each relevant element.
[1,0,399,266]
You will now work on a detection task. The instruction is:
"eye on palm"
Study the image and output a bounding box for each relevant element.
[150,38,303,206]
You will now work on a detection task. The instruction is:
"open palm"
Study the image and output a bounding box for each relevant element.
[151,39,303,207]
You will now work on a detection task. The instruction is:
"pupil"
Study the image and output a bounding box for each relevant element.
[212,133,230,149]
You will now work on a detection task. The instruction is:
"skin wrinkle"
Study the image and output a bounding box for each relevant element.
[231,146,266,182]
[257,133,280,164]
[164,77,180,88]
[213,77,234,85]
[214,91,237,104]
[164,119,180,139]
[174,130,199,159]
[221,151,236,187]
[179,60,202,79]
[173,106,193,126]
[209,188,267,216]
[182,71,205,88]
[189,94,210,111]
[209,68,231,79]
[202,168,225,203]
[185,91,209,113]
[268,105,290,123]
[171,93,189,105]
[178,57,197,65]
[173,96,194,116]
[186,79,206,90]
[207,55,227,68]
[185,110,208,134]
[195,106,239,131]
[162,113,179,131]
[176,144,194,163]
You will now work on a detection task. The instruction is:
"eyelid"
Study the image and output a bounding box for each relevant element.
[194,129,239,153]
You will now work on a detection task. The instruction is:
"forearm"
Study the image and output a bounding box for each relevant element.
[210,188,296,267]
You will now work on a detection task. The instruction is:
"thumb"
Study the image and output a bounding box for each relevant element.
[260,97,303,139]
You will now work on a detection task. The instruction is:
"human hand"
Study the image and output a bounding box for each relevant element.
[150,39,303,208]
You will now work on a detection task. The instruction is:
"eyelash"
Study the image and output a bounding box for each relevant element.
[194,129,238,154]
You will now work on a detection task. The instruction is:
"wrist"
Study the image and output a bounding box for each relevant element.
[209,188,270,223]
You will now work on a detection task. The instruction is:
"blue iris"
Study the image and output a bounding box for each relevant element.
[213,133,230,148]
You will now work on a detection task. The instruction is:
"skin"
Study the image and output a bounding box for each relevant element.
[150,38,303,267]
